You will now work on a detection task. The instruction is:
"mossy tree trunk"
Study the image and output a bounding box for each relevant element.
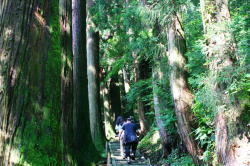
[0,0,62,165]
[167,14,202,165]
[200,0,250,165]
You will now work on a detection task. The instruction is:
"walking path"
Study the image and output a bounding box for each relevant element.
[107,141,151,166]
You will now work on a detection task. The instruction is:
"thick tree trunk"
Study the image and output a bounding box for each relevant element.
[87,0,104,150]
[0,0,62,165]
[72,0,99,164]
[60,0,74,165]
[167,15,202,165]
[200,0,250,165]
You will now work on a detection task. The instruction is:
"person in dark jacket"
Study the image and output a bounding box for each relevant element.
[119,117,140,163]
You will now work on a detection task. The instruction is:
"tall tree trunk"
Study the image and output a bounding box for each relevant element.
[0,0,62,165]
[86,0,104,151]
[133,53,148,134]
[200,0,250,165]
[152,66,171,157]
[72,0,99,164]
[110,74,122,118]
[122,67,130,93]
[118,70,126,111]
[100,69,116,139]
[60,0,74,164]
[167,15,202,165]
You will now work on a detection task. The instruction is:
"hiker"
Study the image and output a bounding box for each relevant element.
[115,116,125,157]
[115,116,124,134]
[119,117,140,163]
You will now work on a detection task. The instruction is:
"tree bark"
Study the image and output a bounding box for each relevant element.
[200,0,250,165]
[60,0,74,164]
[72,0,99,164]
[0,0,62,165]
[152,66,171,157]
[122,67,131,93]
[167,15,202,165]
[133,53,148,134]
[86,0,104,150]
[100,69,116,139]
[110,74,122,118]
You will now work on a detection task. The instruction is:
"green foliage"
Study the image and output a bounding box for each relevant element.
[137,125,164,164]
[138,124,160,150]
[138,126,194,166]
[158,109,176,134]
[192,101,215,162]
[160,149,195,166]
[126,79,153,108]
[96,0,249,165]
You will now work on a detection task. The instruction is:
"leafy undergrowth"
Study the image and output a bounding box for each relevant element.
[138,127,194,166]
[138,128,162,164]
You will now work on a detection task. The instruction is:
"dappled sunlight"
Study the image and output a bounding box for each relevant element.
[88,65,97,75]
[0,141,31,166]
[104,100,110,110]
[3,27,13,40]
[151,131,160,145]
[34,8,50,31]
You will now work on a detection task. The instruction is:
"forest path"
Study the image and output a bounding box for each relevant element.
[107,141,151,166]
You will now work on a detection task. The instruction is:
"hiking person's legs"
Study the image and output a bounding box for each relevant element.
[131,141,138,160]
[124,142,132,158]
